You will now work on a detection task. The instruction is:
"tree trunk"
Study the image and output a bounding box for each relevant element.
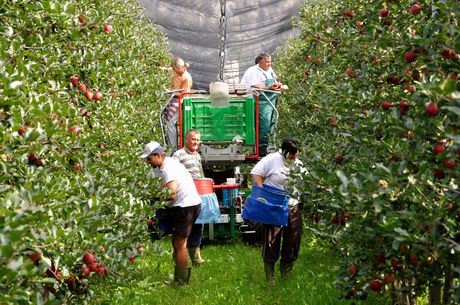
[429,261,442,305]
[408,277,417,305]
[401,278,410,305]
[442,263,453,305]
[391,280,401,305]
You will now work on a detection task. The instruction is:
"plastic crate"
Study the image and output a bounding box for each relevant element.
[181,96,255,145]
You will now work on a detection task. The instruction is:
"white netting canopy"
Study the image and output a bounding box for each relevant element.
[138,0,303,89]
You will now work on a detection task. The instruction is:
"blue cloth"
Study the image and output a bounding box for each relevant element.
[195,193,221,224]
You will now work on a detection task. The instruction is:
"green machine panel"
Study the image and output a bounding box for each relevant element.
[181,96,255,145]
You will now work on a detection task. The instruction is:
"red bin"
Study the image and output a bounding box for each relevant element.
[194,178,214,195]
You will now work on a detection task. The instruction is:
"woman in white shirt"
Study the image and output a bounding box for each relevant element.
[250,139,303,284]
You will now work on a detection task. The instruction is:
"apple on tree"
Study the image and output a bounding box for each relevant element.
[70,75,80,86]
[103,24,113,33]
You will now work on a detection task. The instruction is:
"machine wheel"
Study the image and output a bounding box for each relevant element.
[240,220,263,245]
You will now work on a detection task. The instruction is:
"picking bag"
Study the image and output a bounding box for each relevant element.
[242,184,289,226]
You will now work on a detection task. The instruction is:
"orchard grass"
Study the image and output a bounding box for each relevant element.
[92,232,403,305]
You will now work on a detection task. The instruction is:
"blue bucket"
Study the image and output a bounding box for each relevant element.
[250,184,287,206]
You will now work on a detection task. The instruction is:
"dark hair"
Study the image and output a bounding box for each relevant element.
[281,139,300,158]
[255,53,271,64]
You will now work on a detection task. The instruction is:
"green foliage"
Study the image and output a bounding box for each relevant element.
[0,0,170,303]
[275,0,459,303]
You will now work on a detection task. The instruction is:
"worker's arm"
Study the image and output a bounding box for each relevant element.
[251,174,264,187]
[165,180,178,201]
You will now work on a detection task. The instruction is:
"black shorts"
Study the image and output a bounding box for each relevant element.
[171,204,201,238]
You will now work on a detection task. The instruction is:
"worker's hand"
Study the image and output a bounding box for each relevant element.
[270,82,281,90]
[280,84,289,90]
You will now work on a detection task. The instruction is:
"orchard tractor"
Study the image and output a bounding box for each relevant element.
[159,82,280,242]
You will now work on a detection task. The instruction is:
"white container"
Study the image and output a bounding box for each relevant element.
[209,81,230,107]
[226,178,236,184]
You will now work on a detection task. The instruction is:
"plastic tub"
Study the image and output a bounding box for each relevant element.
[194,178,214,195]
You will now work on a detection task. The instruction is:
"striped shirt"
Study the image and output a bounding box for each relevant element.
[172,147,203,179]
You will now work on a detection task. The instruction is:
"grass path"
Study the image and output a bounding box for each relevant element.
[94,234,387,305]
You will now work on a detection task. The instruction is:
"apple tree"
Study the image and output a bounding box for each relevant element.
[275,0,459,304]
[0,0,171,303]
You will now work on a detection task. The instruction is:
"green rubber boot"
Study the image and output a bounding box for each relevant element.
[280,261,293,277]
[264,262,275,285]
[188,247,205,266]
[173,266,191,285]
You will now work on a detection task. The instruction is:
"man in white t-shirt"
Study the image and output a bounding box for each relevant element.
[141,141,201,285]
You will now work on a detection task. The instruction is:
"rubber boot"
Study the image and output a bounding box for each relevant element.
[188,247,205,266]
[280,261,293,277]
[173,265,191,285]
[264,262,275,285]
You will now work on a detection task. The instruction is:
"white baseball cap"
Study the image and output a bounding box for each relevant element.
[140,141,164,158]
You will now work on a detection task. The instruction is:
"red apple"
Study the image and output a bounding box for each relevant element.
[74,163,81,171]
[410,4,421,15]
[348,264,358,274]
[70,75,80,86]
[68,126,81,135]
[335,153,344,163]
[344,11,356,19]
[18,125,27,136]
[129,255,135,263]
[82,252,95,265]
[425,102,439,117]
[383,19,393,26]
[403,85,416,92]
[103,24,113,33]
[375,254,386,264]
[369,279,383,292]
[347,287,357,296]
[96,267,106,276]
[78,15,87,24]
[88,262,99,272]
[28,251,41,262]
[328,117,336,126]
[404,51,417,63]
[433,169,445,179]
[305,55,312,62]
[443,160,456,169]
[410,254,419,265]
[399,101,410,116]
[381,101,392,110]
[387,75,399,84]
[346,67,354,77]
[65,276,78,286]
[78,83,87,92]
[92,91,102,101]
[81,266,91,277]
[138,247,145,253]
[441,49,457,60]
[84,90,93,100]
[380,7,389,17]
[433,143,445,155]
[147,218,154,226]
